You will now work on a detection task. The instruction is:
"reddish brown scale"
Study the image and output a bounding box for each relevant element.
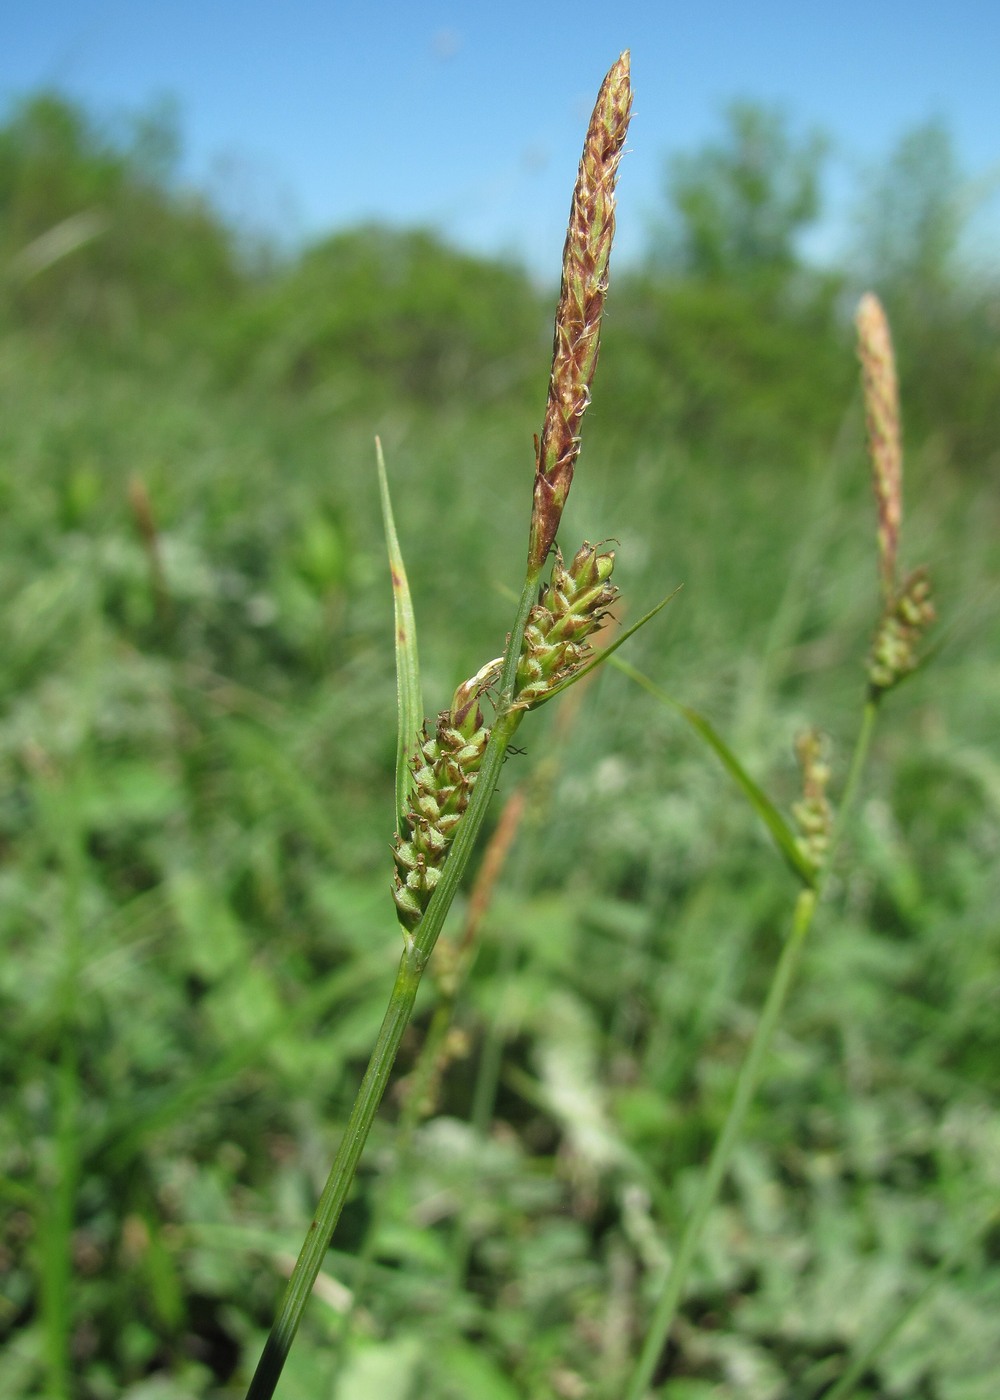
[527,54,632,574]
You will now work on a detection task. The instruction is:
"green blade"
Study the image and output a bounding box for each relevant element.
[376,438,424,833]
[613,656,817,888]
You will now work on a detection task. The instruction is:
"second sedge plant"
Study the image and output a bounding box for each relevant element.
[620,290,936,1399]
[244,52,670,1400]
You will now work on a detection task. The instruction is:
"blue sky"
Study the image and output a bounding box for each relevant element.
[3,1,998,277]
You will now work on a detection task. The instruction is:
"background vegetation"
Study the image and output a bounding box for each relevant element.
[1,92,998,1399]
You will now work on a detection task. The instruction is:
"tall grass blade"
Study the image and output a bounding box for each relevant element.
[376,436,424,832]
[624,888,818,1399]
[822,1209,1000,1400]
[613,657,816,887]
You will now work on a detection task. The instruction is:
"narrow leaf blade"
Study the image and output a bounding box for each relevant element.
[613,657,817,888]
[376,438,423,832]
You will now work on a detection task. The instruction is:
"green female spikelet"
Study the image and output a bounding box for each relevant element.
[792,728,833,875]
[392,660,501,929]
[867,566,935,695]
[515,541,618,708]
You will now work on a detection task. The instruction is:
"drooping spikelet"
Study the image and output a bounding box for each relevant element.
[392,661,500,929]
[527,53,632,575]
[515,542,617,708]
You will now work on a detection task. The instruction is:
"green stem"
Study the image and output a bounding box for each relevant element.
[471,933,519,1141]
[36,772,87,1400]
[442,931,521,1299]
[43,1041,77,1400]
[333,771,535,1387]
[623,676,882,1395]
[820,1283,930,1400]
[245,945,425,1400]
[829,696,879,861]
[500,571,543,702]
[245,603,533,1399]
[624,887,817,1400]
[821,1205,998,1400]
[625,686,883,1394]
[327,993,456,1391]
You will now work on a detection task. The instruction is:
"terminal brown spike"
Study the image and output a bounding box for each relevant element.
[528,52,632,574]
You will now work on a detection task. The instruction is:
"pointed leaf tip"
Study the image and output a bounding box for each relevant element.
[376,438,424,832]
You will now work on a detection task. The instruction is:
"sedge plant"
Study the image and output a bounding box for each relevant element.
[619,291,936,1398]
[245,55,941,1396]
[244,51,676,1400]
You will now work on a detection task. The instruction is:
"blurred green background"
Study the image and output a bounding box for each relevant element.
[1,93,998,1400]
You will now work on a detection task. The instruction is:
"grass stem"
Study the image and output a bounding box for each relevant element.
[624,887,817,1399]
[245,946,425,1400]
[830,696,878,860]
[246,700,526,1399]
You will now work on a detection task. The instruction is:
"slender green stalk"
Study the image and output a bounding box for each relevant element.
[250,700,527,1400]
[244,946,423,1399]
[624,887,817,1400]
[43,1041,78,1400]
[33,768,88,1400]
[245,710,523,1400]
[622,684,883,1396]
[329,783,534,1385]
[821,1206,999,1400]
[327,963,484,1388]
[820,1283,930,1400]
[829,696,878,861]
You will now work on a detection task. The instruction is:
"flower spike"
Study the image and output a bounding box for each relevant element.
[527,53,632,574]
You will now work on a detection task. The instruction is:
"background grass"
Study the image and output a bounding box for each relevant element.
[1,93,999,1399]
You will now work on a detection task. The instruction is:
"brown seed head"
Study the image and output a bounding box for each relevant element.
[856,292,902,601]
[528,53,632,573]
